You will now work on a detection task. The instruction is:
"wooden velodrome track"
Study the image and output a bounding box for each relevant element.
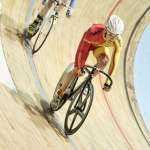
[0,0,150,149]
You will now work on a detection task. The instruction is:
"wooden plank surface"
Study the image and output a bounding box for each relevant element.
[0,0,150,149]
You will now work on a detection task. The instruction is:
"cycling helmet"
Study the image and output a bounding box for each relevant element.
[105,15,124,34]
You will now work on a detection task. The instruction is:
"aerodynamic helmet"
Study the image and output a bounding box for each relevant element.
[105,15,124,34]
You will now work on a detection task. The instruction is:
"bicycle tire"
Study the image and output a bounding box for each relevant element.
[32,15,54,54]
[64,83,94,135]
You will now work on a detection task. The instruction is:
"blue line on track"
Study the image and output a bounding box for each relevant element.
[25,1,78,149]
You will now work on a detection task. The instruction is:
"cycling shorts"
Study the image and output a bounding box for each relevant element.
[93,46,110,60]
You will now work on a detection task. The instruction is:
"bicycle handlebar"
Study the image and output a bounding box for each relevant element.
[54,0,71,9]
[82,64,113,87]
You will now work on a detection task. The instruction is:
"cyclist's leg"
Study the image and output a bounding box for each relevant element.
[61,67,78,90]
[34,0,53,21]
[27,0,53,34]
[51,67,77,110]
[93,46,109,77]
[50,0,68,24]
[38,0,53,18]
[82,47,109,95]
[56,0,68,13]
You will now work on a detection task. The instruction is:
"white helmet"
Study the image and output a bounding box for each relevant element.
[105,15,124,34]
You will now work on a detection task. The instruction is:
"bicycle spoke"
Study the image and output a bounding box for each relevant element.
[65,82,94,135]
[79,93,90,107]
[40,33,47,37]
[67,108,76,115]
[77,110,85,118]
[68,107,85,118]
[69,112,78,130]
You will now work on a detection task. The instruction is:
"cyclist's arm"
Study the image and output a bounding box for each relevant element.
[74,31,91,69]
[76,24,103,68]
[69,0,76,8]
[105,36,123,85]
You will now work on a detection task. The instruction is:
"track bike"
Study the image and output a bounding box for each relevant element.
[50,63,113,135]
[31,0,71,54]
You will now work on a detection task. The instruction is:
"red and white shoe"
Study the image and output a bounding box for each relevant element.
[50,89,65,110]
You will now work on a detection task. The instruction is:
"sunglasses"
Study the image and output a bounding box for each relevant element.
[106,30,119,38]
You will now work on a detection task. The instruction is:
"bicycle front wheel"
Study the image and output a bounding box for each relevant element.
[64,83,94,135]
[32,15,54,54]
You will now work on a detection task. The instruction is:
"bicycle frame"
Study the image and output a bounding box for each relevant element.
[41,0,70,28]
[66,64,113,100]
[66,66,95,101]
[64,65,113,135]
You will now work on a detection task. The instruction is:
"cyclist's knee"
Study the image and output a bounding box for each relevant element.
[97,56,109,68]
[47,0,53,8]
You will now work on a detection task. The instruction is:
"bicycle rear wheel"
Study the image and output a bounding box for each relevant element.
[32,15,54,54]
[50,63,74,111]
[64,83,94,135]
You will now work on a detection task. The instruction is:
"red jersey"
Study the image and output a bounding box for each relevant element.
[74,24,123,84]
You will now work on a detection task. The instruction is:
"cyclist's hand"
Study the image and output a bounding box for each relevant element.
[66,8,73,18]
[75,69,85,77]
[103,83,111,92]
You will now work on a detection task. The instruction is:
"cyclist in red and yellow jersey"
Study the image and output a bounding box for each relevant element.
[55,15,124,101]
